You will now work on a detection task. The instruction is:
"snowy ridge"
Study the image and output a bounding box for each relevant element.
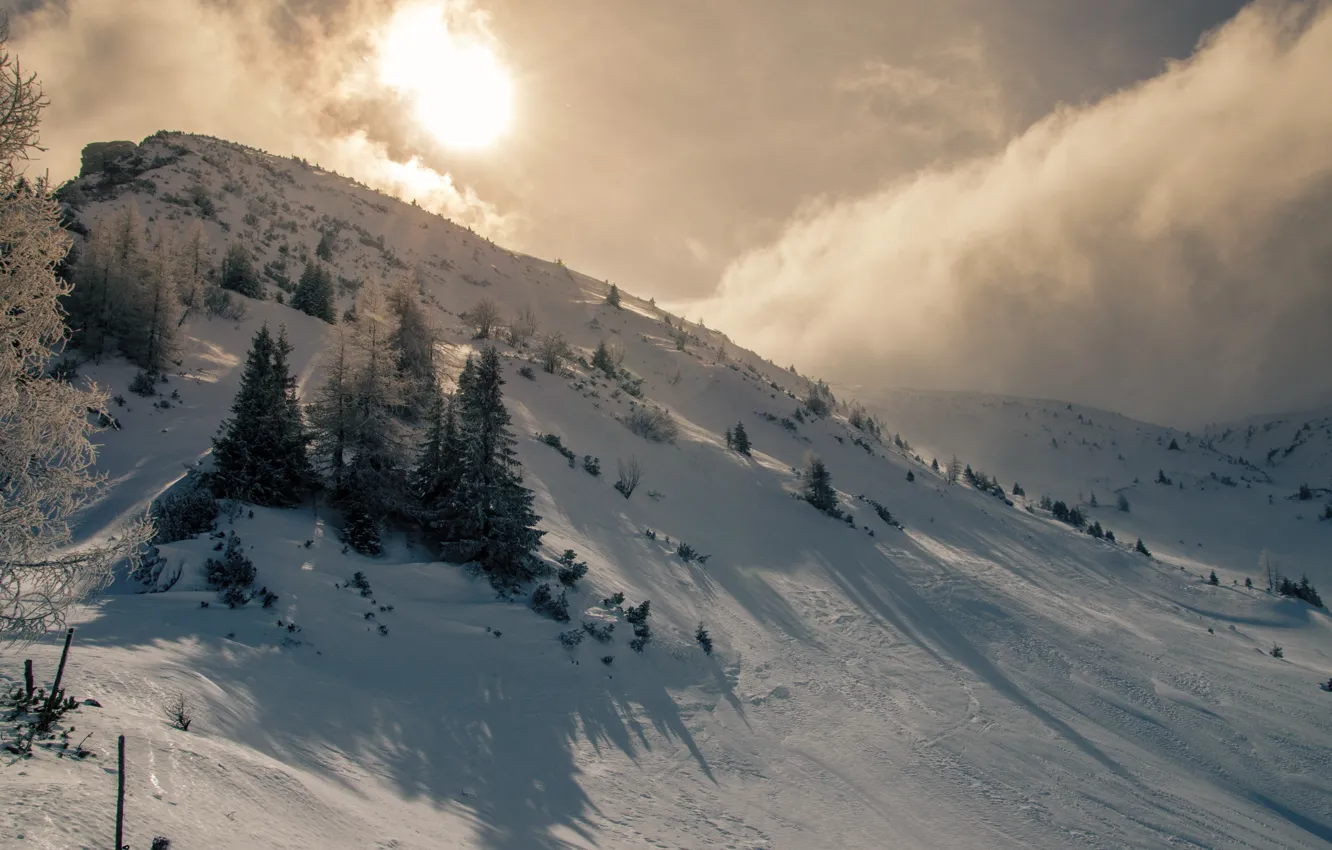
[859,388,1332,585]
[3,133,1330,850]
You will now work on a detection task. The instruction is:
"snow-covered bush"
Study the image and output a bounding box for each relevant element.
[204,532,256,602]
[623,406,678,442]
[556,550,589,588]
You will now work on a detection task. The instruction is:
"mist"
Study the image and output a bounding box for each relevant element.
[698,1,1332,425]
[10,0,514,238]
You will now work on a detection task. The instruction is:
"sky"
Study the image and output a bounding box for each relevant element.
[7,0,1332,425]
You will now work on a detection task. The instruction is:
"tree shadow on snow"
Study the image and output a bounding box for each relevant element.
[73,582,715,850]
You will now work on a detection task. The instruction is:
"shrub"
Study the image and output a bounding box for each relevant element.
[1135,538,1151,557]
[204,532,256,600]
[695,623,713,655]
[152,838,172,850]
[906,471,915,482]
[162,692,193,731]
[583,620,615,642]
[518,365,536,380]
[559,629,584,648]
[603,591,625,608]
[350,571,373,597]
[623,406,678,442]
[644,528,656,540]
[129,370,158,396]
[1117,493,1131,512]
[582,455,601,476]
[556,550,589,587]
[615,456,643,498]
[538,433,577,466]
[676,542,710,564]
[532,584,571,622]
[149,473,218,544]
[1209,570,1219,585]
[1270,643,1283,659]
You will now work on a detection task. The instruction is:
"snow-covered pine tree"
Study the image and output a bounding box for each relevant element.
[291,259,335,323]
[447,346,544,587]
[801,454,838,514]
[732,421,751,455]
[1,36,150,640]
[211,324,312,506]
[591,340,615,378]
[605,283,621,308]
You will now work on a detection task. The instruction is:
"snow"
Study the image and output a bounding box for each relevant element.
[3,133,1330,849]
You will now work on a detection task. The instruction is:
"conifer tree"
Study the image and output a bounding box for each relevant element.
[802,454,838,514]
[309,281,408,549]
[211,325,312,506]
[119,238,180,373]
[591,340,616,378]
[446,347,544,586]
[724,428,733,451]
[732,421,751,455]
[291,259,335,323]
[413,381,463,531]
[605,283,621,308]
[220,242,261,298]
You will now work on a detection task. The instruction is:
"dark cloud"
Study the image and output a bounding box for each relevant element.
[12,0,1324,422]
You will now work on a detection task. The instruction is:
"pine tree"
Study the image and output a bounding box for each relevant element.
[211,325,312,506]
[176,220,210,323]
[605,283,621,308]
[309,281,409,547]
[802,454,838,514]
[220,242,261,298]
[724,428,733,451]
[1209,570,1219,585]
[591,340,616,378]
[732,421,751,455]
[947,455,963,484]
[412,381,463,531]
[389,283,435,417]
[445,347,544,586]
[1135,538,1151,557]
[291,259,335,323]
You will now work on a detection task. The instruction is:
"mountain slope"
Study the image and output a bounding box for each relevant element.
[2,133,1330,850]
[857,388,1332,585]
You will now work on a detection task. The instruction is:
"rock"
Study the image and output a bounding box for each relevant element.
[79,141,138,177]
[83,698,102,708]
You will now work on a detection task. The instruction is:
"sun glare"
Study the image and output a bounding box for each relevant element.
[375,3,514,150]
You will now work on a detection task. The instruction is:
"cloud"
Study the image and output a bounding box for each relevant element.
[698,1,1332,424]
[10,0,514,239]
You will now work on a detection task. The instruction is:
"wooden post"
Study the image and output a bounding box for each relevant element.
[115,735,126,850]
[23,659,34,700]
[48,627,74,708]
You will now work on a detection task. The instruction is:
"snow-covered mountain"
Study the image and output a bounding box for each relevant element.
[859,388,1332,586]
[3,133,1330,850]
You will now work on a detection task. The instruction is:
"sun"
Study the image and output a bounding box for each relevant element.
[374,3,514,150]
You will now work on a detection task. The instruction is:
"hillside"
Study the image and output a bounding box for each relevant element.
[3,133,1330,850]
[858,388,1332,585]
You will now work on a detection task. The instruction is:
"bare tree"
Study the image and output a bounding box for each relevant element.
[947,455,963,484]
[506,303,538,346]
[1260,548,1280,593]
[0,31,151,643]
[162,691,193,731]
[461,296,501,339]
[536,331,571,374]
[615,457,643,499]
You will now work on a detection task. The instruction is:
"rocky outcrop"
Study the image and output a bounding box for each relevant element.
[79,141,138,177]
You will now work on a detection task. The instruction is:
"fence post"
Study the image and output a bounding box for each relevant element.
[23,659,34,700]
[115,734,126,850]
[46,627,74,714]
